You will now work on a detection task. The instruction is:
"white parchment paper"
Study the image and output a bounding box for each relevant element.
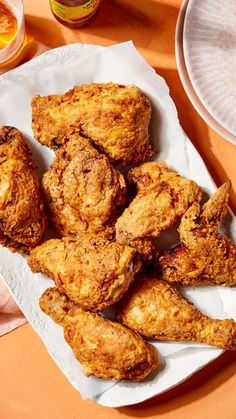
[0,42,235,407]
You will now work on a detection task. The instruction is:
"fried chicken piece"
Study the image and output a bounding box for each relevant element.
[115,162,201,252]
[40,287,159,381]
[28,234,141,312]
[127,237,158,263]
[0,126,46,253]
[160,181,236,286]
[117,276,236,350]
[42,134,126,238]
[32,83,154,166]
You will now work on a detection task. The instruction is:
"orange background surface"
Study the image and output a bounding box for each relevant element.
[0,0,236,418]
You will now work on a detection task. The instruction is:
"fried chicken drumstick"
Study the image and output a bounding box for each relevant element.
[117,277,236,350]
[28,234,141,312]
[116,162,201,253]
[0,126,46,253]
[40,287,159,381]
[42,134,126,238]
[32,83,154,166]
[160,182,236,286]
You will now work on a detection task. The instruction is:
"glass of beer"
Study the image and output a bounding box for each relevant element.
[0,0,25,67]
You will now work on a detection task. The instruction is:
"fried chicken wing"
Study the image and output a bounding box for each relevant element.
[42,134,126,238]
[28,234,141,312]
[0,126,46,253]
[32,83,154,166]
[115,162,201,251]
[117,277,236,350]
[160,181,236,286]
[40,287,159,381]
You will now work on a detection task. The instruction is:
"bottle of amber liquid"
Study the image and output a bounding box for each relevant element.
[49,0,101,28]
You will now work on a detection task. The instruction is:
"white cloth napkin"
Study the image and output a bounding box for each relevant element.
[0,275,26,336]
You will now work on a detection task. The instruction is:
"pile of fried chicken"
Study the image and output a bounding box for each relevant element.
[1,83,236,383]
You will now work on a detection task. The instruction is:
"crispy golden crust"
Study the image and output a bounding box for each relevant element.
[0,126,46,253]
[28,234,141,312]
[42,134,126,238]
[160,182,236,286]
[32,83,154,166]
[117,276,236,350]
[115,162,201,249]
[127,237,158,263]
[39,287,159,381]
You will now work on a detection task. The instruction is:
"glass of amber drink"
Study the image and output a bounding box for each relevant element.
[0,0,25,66]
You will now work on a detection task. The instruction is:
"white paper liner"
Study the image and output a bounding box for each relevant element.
[0,41,235,407]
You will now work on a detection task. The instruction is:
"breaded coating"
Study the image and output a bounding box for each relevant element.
[28,234,141,312]
[115,162,201,250]
[40,287,159,381]
[117,276,236,350]
[0,126,46,253]
[160,182,236,286]
[32,83,154,166]
[42,134,126,238]
[127,237,158,263]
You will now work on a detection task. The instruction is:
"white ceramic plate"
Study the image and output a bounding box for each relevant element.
[176,0,236,145]
[183,0,236,142]
[0,42,235,407]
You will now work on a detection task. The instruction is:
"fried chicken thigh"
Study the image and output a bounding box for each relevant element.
[160,182,236,286]
[40,287,159,381]
[115,162,201,250]
[28,234,141,312]
[0,126,46,253]
[32,83,154,165]
[42,134,126,238]
[117,277,236,350]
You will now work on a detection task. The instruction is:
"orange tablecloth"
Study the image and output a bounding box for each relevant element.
[0,0,236,417]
